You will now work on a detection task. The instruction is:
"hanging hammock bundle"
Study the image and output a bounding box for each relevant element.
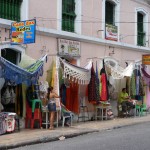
[105,62,134,79]
[59,58,91,84]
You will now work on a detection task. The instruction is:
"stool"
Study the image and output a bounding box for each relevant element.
[31,99,42,117]
[78,106,89,122]
[95,105,111,121]
[42,106,60,129]
[31,108,42,129]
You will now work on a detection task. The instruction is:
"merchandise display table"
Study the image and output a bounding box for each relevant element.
[42,106,60,129]
[95,102,112,121]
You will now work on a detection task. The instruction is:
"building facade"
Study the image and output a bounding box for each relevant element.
[0,0,150,118]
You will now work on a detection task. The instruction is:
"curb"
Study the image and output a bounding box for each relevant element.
[0,119,149,150]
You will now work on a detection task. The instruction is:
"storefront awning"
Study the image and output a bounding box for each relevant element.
[0,55,47,85]
[59,58,91,84]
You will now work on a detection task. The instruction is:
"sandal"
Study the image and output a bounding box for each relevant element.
[49,126,54,130]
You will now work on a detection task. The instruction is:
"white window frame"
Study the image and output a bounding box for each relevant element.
[102,0,120,40]
[21,0,29,20]
[135,8,148,47]
[57,0,81,34]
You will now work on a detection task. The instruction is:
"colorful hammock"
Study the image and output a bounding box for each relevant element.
[0,55,47,85]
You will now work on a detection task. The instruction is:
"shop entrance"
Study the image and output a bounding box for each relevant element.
[1,48,21,112]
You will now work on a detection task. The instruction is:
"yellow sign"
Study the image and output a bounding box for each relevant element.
[142,55,150,65]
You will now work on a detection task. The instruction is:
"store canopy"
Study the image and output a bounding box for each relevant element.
[0,54,47,85]
[59,58,91,84]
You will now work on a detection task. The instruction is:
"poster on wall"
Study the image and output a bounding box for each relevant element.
[58,38,80,57]
[105,24,118,41]
[11,19,36,44]
[142,55,150,65]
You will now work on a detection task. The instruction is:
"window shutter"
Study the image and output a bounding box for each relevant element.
[62,0,76,32]
[137,13,145,46]
[105,1,115,25]
[0,0,22,21]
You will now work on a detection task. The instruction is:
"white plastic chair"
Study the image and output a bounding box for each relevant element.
[62,111,73,127]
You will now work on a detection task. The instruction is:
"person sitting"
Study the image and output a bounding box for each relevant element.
[61,103,73,126]
[119,88,135,114]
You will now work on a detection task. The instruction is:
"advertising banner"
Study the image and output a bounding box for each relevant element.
[105,24,118,41]
[142,55,150,65]
[11,19,36,44]
[58,38,80,57]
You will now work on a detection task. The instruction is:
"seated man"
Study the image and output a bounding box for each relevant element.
[61,103,73,126]
[119,88,135,114]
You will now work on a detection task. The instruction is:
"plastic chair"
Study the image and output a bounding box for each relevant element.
[135,104,141,116]
[62,112,72,127]
[31,99,42,114]
[140,104,147,116]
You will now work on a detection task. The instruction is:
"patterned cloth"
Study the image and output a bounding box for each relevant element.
[100,60,108,101]
[0,55,47,85]
[88,64,100,103]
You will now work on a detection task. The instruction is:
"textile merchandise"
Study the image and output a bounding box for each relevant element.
[0,55,47,85]
[88,63,100,103]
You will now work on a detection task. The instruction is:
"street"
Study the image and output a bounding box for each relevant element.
[11,121,150,150]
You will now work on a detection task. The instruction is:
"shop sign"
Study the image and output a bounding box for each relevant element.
[58,38,80,57]
[105,24,118,41]
[11,19,36,44]
[142,55,150,65]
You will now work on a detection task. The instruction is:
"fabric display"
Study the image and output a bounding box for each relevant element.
[0,112,16,135]
[105,61,134,79]
[88,63,100,103]
[1,82,16,105]
[59,58,91,85]
[0,55,47,85]
[100,60,108,101]
[39,81,49,93]
[130,68,144,100]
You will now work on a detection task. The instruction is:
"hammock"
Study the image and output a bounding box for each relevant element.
[105,62,134,79]
[0,55,47,85]
[59,58,91,84]
[141,67,150,78]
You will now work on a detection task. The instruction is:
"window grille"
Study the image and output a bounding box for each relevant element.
[62,0,76,32]
[0,0,22,21]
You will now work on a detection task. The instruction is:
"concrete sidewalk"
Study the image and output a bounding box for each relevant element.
[0,115,150,150]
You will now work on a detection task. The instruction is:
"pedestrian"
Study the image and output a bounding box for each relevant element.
[47,86,60,130]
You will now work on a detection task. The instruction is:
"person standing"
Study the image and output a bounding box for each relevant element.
[47,86,60,130]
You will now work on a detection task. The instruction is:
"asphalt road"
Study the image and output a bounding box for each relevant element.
[11,122,150,150]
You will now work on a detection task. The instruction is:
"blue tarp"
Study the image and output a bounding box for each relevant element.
[0,55,47,85]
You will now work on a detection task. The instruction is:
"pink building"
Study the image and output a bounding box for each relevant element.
[0,0,150,123]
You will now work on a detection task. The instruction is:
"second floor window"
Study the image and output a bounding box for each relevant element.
[137,12,145,46]
[0,0,22,21]
[105,1,115,25]
[62,0,76,32]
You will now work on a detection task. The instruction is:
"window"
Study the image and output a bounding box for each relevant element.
[105,1,115,25]
[0,0,22,21]
[137,12,145,46]
[62,0,76,32]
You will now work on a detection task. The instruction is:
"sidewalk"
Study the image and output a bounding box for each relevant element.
[0,115,150,150]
